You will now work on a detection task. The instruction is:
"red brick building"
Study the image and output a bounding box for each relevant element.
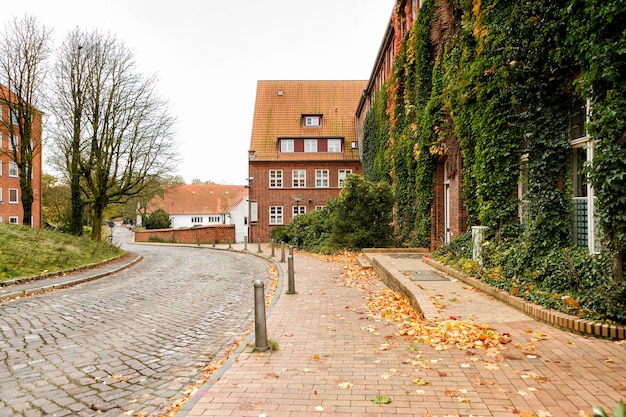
[247,80,366,242]
[0,85,42,227]
[356,0,466,249]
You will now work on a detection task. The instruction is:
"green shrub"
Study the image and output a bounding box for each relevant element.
[145,209,171,230]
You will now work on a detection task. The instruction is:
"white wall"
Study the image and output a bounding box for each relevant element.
[227,198,249,243]
[169,214,224,229]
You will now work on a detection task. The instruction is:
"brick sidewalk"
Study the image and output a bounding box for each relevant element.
[179,249,626,417]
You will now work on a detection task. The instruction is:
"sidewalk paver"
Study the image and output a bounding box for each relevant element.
[182,248,626,417]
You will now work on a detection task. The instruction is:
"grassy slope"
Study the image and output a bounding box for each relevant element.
[0,223,124,281]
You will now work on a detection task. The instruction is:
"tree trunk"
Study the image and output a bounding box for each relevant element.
[612,246,624,284]
[91,204,104,241]
[19,169,33,227]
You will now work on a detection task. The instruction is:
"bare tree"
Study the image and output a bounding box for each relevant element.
[49,29,178,240]
[48,28,93,235]
[0,15,51,226]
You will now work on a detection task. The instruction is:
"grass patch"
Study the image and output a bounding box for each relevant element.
[0,223,124,281]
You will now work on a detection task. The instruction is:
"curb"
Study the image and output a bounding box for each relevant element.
[423,256,626,340]
[0,252,143,302]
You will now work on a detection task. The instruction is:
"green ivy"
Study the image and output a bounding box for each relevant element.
[361,0,625,292]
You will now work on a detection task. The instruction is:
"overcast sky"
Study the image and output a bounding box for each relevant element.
[5,1,395,185]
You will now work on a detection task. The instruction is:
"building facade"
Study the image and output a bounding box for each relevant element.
[0,86,43,227]
[147,184,249,242]
[247,80,366,242]
[356,0,465,249]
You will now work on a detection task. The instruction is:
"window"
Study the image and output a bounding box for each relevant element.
[568,99,598,252]
[571,143,598,252]
[292,205,306,218]
[0,187,2,202]
[303,115,321,127]
[269,206,283,225]
[10,110,18,125]
[269,170,283,188]
[518,156,529,224]
[328,139,342,152]
[9,188,18,204]
[338,169,352,187]
[9,216,18,224]
[9,163,18,178]
[292,169,306,187]
[280,139,294,153]
[315,205,325,210]
[8,135,18,151]
[304,139,317,152]
[0,132,2,149]
[315,169,329,188]
[250,201,258,222]
[208,216,221,223]
[191,216,203,223]
[0,160,2,176]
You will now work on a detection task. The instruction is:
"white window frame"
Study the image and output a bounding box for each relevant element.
[568,99,598,253]
[269,206,283,225]
[304,139,317,152]
[292,205,306,218]
[9,188,19,204]
[269,170,283,188]
[328,139,342,153]
[10,110,18,125]
[338,169,352,187]
[315,169,329,188]
[0,187,2,202]
[280,139,294,153]
[304,116,321,127]
[9,216,18,224]
[9,162,18,178]
[292,169,306,188]
[8,135,18,151]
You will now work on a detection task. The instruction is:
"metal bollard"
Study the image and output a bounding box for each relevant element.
[280,242,285,262]
[228,238,232,249]
[212,239,216,248]
[289,245,294,256]
[257,237,262,253]
[254,280,269,352]
[243,236,248,252]
[271,240,275,257]
[287,254,296,294]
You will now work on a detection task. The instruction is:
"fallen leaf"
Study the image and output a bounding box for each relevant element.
[412,377,430,385]
[338,382,353,389]
[315,405,324,411]
[371,395,392,404]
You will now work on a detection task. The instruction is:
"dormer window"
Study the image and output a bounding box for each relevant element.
[303,115,322,127]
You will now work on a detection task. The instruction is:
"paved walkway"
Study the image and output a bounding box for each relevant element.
[2,243,624,416]
[180,247,626,417]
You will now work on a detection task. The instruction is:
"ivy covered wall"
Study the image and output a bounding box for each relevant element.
[361,0,625,280]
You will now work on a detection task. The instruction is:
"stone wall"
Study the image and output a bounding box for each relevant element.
[134,224,235,244]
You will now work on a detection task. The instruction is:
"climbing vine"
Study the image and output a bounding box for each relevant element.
[361,0,625,289]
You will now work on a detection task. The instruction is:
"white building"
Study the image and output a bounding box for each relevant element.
[147,184,249,242]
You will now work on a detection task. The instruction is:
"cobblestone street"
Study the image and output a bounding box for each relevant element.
[0,227,273,416]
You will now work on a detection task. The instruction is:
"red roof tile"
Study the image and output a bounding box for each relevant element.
[148,184,248,215]
[249,80,367,161]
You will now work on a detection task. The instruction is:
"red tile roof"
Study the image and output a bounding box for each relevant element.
[148,184,248,215]
[249,80,367,161]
